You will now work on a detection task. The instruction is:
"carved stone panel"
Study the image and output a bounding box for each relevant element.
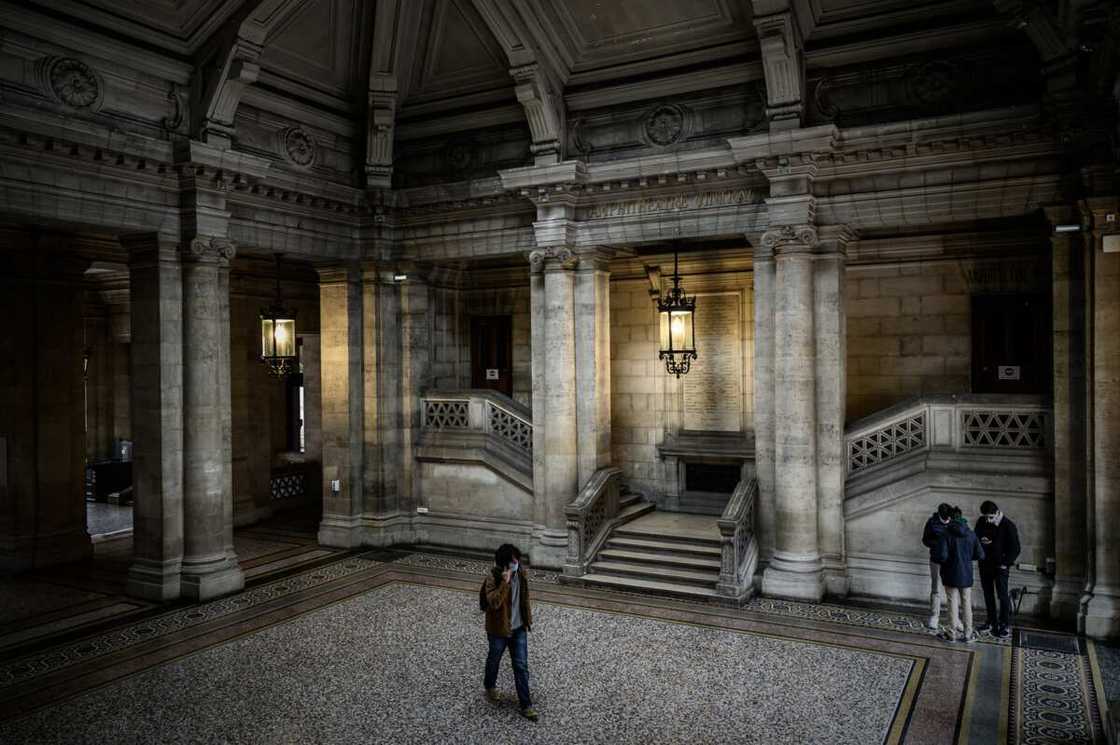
[683,292,743,432]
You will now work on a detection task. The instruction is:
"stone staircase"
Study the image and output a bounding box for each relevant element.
[580,511,722,601]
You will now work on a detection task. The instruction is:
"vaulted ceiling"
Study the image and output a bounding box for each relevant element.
[30,0,1016,136]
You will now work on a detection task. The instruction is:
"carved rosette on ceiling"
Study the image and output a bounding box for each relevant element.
[908,61,960,107]
[40,56,104,112]
[277,126,318,169]
[642,104,688,147]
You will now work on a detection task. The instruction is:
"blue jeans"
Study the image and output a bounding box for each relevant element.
[484,627,531,708]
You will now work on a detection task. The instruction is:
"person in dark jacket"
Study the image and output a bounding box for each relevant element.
[933,507,985,642]
[975,500,1021,638]
[922,503,954,630]
[481,543,538,721]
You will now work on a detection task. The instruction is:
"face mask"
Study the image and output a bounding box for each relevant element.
[510,561,519,573]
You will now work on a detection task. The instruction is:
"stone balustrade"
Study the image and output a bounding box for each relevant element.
[845,394,1051,479]
[716,477,759,603]
[421,391,533,456]
[563,466,622,577]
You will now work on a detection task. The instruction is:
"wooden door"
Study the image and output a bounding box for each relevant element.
[971,294,1049,394]
[470,315,513,396]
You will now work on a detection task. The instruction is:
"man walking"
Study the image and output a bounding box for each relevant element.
[975,500,1021,638]
[933,507,985,643]
[922,503,953,630]
[482,543,539,721]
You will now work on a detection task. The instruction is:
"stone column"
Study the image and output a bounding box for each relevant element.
[365,263,400,521]
[529,263,547,536]
[753,242,777,562]
[399,270,431,514]
[574,249,612,488]
[529,248,579,567]
[1084,200,1120,638]
[761,226,825,601]
[123,234,183,600]
[218,252,235,559]
[1046,206,1088,622]
[317,264,365,547]
[815,226,852,596]
[179,237,243,601]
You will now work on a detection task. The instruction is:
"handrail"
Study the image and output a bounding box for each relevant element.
[422,390,532,456]
[563,466,622,577]
[716,477,758,601]
[844,394,1051,479]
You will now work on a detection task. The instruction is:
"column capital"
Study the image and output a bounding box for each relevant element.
[762,224,818,256]
[314,261,360,285]
[574,247,614,272]
[815,224,858,257]
[182,236,236,265]
[528,247,578,274]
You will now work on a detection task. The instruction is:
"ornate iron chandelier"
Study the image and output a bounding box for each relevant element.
[657,250,697,377]
[259,253,298,377]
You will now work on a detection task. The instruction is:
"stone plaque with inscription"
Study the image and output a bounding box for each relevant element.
[683,293,742,432]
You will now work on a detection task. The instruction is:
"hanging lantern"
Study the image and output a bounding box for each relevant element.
[657,250,697,377]
[260,253,298,377]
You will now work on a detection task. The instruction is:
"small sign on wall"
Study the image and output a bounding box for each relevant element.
[998,365,1021,381]
[485,368,500,381]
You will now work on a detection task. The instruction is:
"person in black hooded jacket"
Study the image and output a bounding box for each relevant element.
[975,500,1021,638]
[933,507,985,642]
[921,503,953,630]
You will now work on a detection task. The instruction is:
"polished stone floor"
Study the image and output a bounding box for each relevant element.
[85,502,132,537]
[0,520,1109,745]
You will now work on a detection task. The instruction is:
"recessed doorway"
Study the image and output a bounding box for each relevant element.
[470,315,513,397]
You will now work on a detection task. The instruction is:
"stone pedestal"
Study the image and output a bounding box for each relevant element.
[123,234,184,600]
[317,264,365,548]
[761,235,824,602]
[179,238,243,601]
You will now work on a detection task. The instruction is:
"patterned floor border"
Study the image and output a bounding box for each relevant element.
[1009,644,1104,745]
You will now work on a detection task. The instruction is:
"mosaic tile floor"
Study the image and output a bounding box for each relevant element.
[0,546,1109,745]
[85,502,132,536]
[1,582,922,745]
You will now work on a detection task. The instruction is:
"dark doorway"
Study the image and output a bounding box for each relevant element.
[971,294,1050,394]
[470,315,513,396]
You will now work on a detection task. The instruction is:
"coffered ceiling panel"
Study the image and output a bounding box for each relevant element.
[529,0,753,76]
[28,0,241,51]
[260,0,363,100]
[405,0,512,105]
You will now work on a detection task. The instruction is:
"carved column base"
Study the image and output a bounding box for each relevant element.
[180,555,244,602]
[127,558,182,602]
[532,528,569,571]
[1083,586,1120,639]
[762,551,825,602]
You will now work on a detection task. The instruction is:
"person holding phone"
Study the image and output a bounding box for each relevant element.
[481,543,538,721]
[975,501,1021,638]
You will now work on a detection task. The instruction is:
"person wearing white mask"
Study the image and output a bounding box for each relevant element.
[480,543,537,721]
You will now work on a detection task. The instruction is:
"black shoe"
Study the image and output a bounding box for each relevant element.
[976,622,993,633]
[996,626,1011,638]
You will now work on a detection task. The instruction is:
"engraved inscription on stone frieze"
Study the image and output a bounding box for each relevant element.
[683,293,742,432]
[581,189,757,220]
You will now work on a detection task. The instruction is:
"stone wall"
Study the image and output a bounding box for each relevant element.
[609,273,754,502]
[846,262,970,421]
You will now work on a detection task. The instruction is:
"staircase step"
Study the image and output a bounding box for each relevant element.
[619,493,641,508]
[590,560,719,586]
[613,526,721,549]
[597,548,722,572]
[615,502,654,521]
[605,536,722,559]
[580,573,719,600]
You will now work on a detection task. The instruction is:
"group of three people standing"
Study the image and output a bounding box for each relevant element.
[923,500,1021,642]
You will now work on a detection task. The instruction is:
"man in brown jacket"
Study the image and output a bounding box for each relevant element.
[482,543,537,721]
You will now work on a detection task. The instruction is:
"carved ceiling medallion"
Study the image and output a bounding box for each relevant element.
[644,104,686,147]
[278,126,318,168]
[909,61,958,106]
[43,57,103,111]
